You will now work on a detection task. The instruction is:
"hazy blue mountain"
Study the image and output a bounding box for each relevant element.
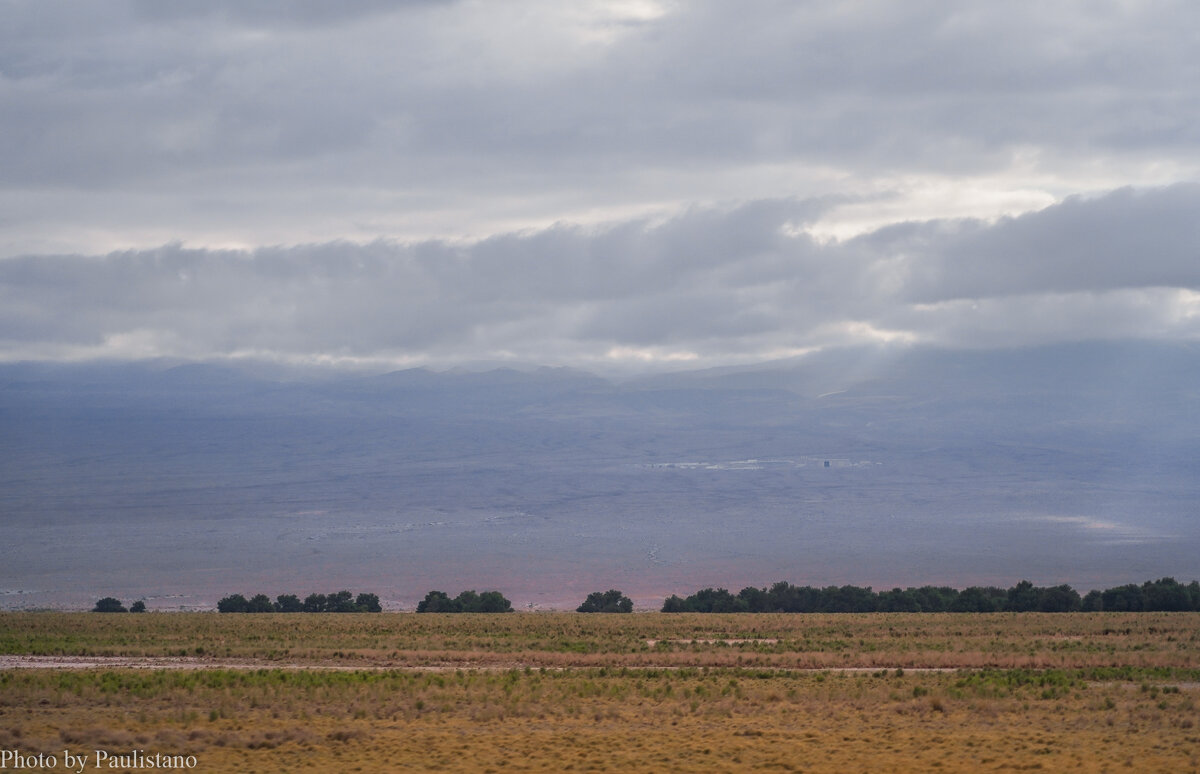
[1,341,1197,610]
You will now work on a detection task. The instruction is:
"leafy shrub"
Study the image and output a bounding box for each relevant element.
[416,590,512,613]
[577,590,633,613]
[216,590,383,612]
[92,597,126,613]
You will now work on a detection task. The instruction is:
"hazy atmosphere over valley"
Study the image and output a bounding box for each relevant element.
[2,1,1198,609]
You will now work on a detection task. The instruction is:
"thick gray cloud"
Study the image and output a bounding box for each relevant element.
[895,185,1200,302]
[2,185,1197,368]
[3,1,1200,255]
[128,0,451,28]
[2,2,1199,366]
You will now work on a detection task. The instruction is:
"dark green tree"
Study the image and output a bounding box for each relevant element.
[770,583,825,613]
[129,600,147,613]
[416,589,511,612]
[1142,578,1192,611]
[1038,584,1082,612]
[274,594,303,613]
[661,594,687,613]
[355,592,382,613]
[823,585,877,613]
[737,586,771,612]
[949,586,1004,612]
[1005,580,1041,612]
[877,588,922,612]
[766,581,805,612]
[909,586,959,612]
[416,590,458,613]
[676,588,746,613]
[1101,584,1145,611]
[711,593,749,613]
[217,594,249,613]
[685,588,728,612]
[302,593,328,613]
[326,590,357,613]
[454,590,482,612]
[93,597,126,613]
[474,590,513,613]
[577,589,633,613]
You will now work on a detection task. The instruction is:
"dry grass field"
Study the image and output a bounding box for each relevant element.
[1,613,1198,772]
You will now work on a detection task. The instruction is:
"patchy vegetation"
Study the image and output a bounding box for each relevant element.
[216,591,382,613]
[415,590,513,613]
[2,611,1199,669]
[663,578,1200,613]
[91,598,128,614]
[576,589,634,613]
[2,612,1198,771]
[1,663,1198,772]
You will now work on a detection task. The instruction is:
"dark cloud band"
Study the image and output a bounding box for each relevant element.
[2,186,1197,367]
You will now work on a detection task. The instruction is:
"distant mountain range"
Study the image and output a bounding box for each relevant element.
[2,341,1197,610]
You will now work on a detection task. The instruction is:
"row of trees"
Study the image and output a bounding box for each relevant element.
[95,589,541,613]
[577,589,634,613]
[662,578,1200,613]
[217,590,382,613]
[93,597,146,613]
[94,578,1200,614]
[415,590,513,613]
[413,589,635,613]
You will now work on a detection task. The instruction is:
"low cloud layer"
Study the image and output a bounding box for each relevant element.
[3,185,1197,369]
[3,2,1200,257]
[4,3,1200,368]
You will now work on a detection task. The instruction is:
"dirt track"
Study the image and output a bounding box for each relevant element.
[0,654,967,673]
[0,655,472,671]
[0,655,290,670]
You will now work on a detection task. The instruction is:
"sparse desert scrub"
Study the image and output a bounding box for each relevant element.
[1,611,1197,669]
[1,667,1199,772]
[2,613,1198,771]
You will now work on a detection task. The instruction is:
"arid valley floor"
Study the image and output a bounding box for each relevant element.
[1,612,1198,772]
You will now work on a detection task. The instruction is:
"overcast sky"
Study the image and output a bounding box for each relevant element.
[3,1,1199,370]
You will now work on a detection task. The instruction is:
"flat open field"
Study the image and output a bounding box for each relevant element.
[2,613,1198,772]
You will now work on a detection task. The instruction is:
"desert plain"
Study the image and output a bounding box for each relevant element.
[1,611,1198,772]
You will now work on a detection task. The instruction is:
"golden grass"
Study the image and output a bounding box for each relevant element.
[1,667,1197,772]
[2,613,1198,772]
[2,611,1198,669]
